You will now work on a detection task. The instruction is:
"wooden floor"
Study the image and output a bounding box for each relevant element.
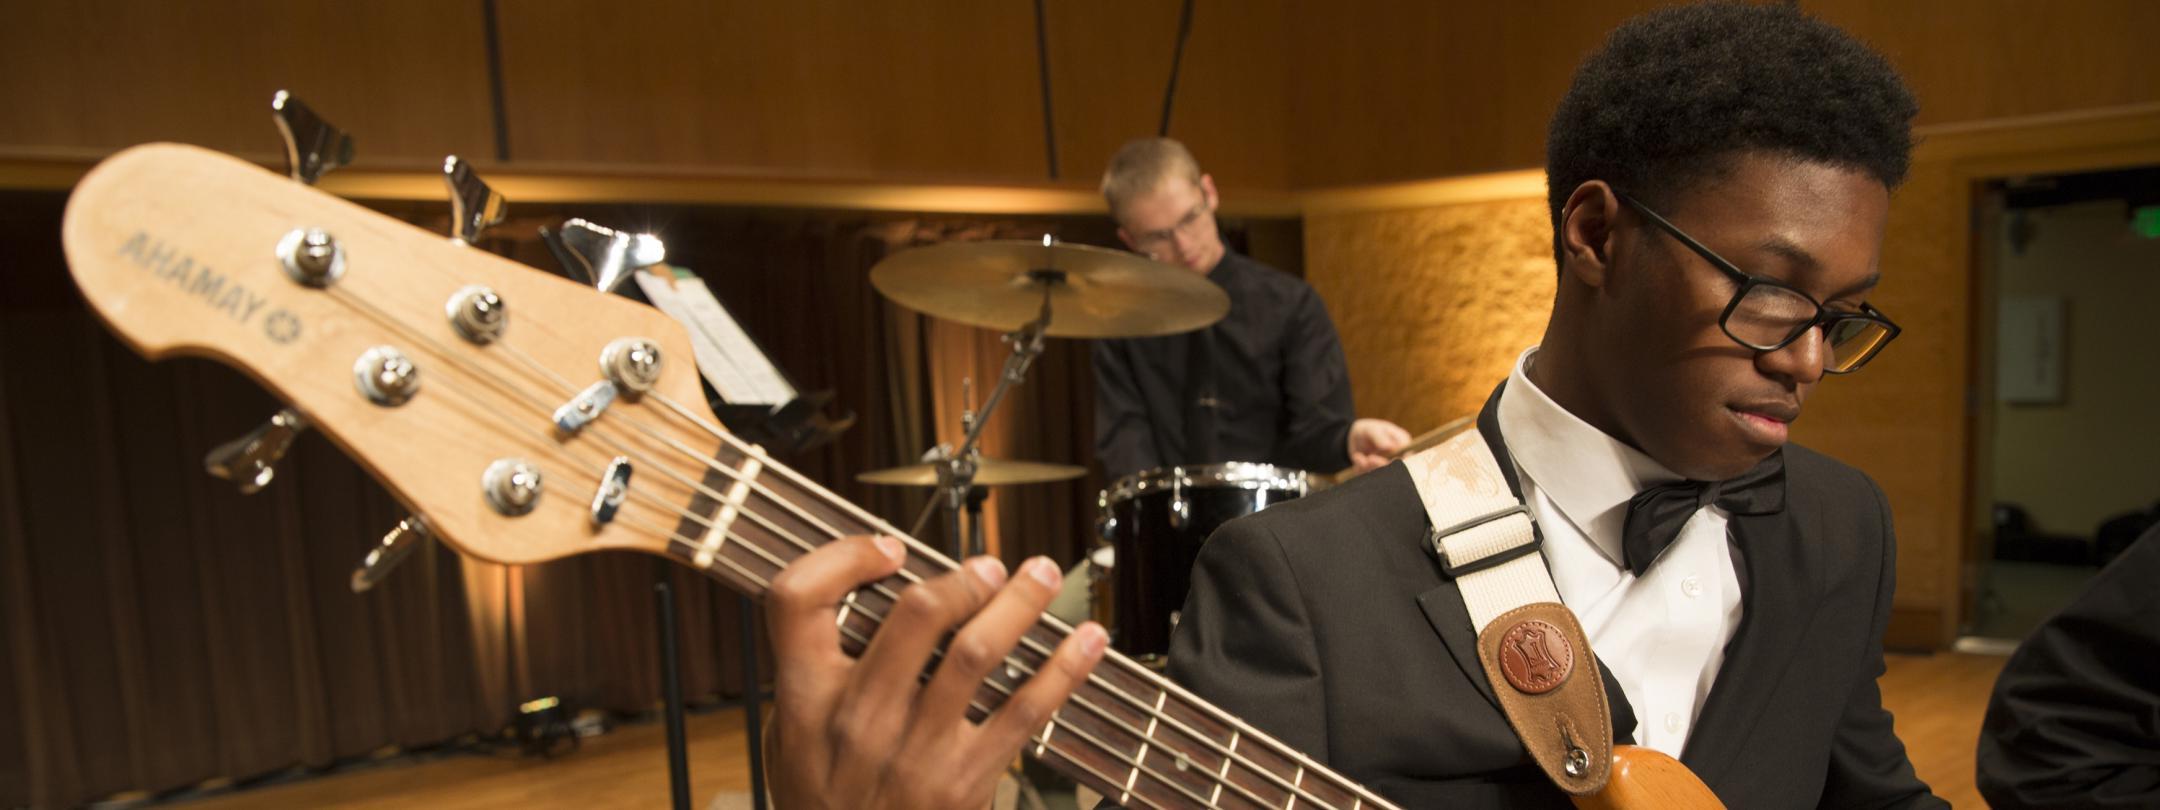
[1879,652,2008,808]
[175,708,761,810]
[175,653,2006,808]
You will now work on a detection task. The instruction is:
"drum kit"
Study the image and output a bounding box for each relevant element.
[858,236,1313,662]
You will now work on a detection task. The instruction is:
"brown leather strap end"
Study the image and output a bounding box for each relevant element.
[1476,602,1613,796]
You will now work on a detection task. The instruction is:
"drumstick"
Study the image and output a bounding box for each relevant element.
[1395,415,1474,457]
[1329,415,1475,485]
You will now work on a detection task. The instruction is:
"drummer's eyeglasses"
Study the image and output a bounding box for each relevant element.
[1615,191,1901,375]
[1127,197,1216,254]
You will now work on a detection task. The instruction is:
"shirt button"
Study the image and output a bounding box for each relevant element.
[1664,713,1683,734]
[1680,575,1703,599]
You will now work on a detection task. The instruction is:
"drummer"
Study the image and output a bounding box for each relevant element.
[1093,137,1410,479]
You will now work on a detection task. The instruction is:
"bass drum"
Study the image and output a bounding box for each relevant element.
[1099,462,1310,661]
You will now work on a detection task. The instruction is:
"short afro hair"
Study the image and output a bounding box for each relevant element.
[1544,2,1918,264]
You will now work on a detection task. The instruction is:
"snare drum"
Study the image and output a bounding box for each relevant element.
[1099,462,1310,659]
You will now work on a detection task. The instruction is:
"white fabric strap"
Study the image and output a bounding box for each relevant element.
[1401,429,1560,633]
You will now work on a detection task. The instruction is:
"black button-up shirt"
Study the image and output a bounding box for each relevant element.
[1091,251,1356,479]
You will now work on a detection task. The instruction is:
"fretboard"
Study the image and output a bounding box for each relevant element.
[656,442,1401,809]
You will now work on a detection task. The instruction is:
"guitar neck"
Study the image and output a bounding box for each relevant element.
[667,439,1398,810]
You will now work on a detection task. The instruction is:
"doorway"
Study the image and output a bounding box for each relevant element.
[1963,165,2160,644]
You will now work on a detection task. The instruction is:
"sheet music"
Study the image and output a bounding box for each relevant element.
[634,269,798,407]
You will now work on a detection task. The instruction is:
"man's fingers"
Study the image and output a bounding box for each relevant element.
[767,534,907,671]
[836,556,1003,737]
[915,556,1065,728]
[763,534,908,800]
[970,621,1108,775]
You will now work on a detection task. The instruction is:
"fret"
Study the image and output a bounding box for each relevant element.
[1212,730,1239,807]
[1121,689,1169,805]
[1041,744,1170,810]
[691,452,763,570]
[1286,765,1306,810]
[1135,702,1245,804]
[1035,711,1059,758]
[834,590,859,629]
[1020,670,1250,808]
[1284,748,1358,808]
[1052,653,1339,809]
[1036,695,1200,808]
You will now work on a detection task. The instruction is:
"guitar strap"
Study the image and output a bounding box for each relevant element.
[1401,427,1613,796]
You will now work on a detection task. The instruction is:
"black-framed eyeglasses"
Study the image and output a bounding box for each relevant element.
[1615,191,1901,375]
[1127,197,1214,252]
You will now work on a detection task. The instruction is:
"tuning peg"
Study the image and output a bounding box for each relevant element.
[270,90,354,185]
[204,408,308,494]
[443,155,508,245]
[351,516,430,593]
[540,218,666,295]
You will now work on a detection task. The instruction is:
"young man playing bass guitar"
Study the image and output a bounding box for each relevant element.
[762,4,1946,807]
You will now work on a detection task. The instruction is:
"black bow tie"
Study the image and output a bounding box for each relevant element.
[1620,451,1786,577]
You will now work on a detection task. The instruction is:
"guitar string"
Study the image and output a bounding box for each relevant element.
[635,389,1395,810]
[401,278,1363,810]
[546,379,1359,808]
[334,295,1220,810]
[325,284,1379,810]
[395,354,1286,810]
[622,509,1225,810]
[337,283,1376,810]
[604,511,1180,810]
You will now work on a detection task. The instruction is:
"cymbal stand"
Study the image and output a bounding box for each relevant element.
[909,276,1056,558]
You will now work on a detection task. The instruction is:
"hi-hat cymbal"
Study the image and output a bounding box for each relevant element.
[857,457,1087,487]
[870,239,1229,338]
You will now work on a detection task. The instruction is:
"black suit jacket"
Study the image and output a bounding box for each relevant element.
[1162,430,1944,808]
[1977,523,2160,808]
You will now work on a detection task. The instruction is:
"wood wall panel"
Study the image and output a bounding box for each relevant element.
[1805,0,2160,128]
[1285,0,1670,188]
[1045,0,1290,193]
[5,2,2152,192]
[1283,0,2160,189]
[494,0,1049,182]
[0,0,495,168]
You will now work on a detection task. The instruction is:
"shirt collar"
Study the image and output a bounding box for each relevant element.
[1496,347,1684,559]
[1205,249,1242,282]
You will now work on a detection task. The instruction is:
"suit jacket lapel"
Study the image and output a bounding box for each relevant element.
[1679,507,1820,781]
[1415,581,1502,710]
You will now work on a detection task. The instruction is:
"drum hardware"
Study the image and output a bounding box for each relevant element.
[857,456,1084,487]
[905,287,1052,558]
[1168,473,1189,530]
[868,235,1231,558]
[868,236,1229,338]
[1099,462,1312,660]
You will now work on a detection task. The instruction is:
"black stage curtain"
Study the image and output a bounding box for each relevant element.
[0,189,1234,807]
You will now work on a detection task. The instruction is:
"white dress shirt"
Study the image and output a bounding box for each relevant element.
[1494,348,1743,757]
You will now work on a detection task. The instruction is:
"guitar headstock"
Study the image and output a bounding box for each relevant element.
[61,142,719,568]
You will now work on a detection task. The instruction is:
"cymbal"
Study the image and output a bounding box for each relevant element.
[870,239,1230,338]
[856,457,1088,487]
